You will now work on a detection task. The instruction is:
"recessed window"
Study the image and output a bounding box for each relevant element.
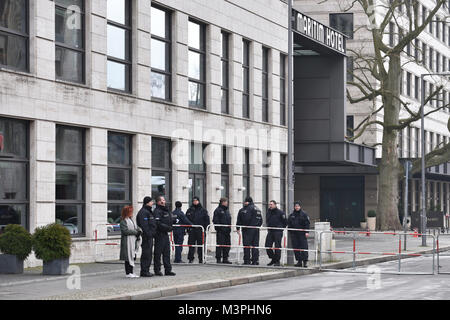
[107,0,132,92]
[0,117,29,232]
[262,47,270,123]
[107,132,132,232]
[221,31,230,114]
[55,125,85,236]
[242,39,250,119]
[55,0,85,83]
[152,138,172,209]
[280,53,287,126]
[0,0,29,72]
[188,20,206,109]
[151,5,171,101]
[329,13,353,39]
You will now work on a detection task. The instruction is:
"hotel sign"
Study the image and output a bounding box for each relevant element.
[293,10,346,55]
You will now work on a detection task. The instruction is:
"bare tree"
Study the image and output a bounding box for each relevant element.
[342,0,450,229]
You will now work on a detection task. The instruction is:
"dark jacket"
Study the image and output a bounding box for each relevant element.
[136,205,156,239]
[287,209,310,232]
[266,207,287,231]
[186,203,210,231]
[213,204,232,233]
[236,203,263,231]
[172,208,193,236]
[153,204,173,234]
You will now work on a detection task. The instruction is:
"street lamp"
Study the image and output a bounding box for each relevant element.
[420,71,450,246]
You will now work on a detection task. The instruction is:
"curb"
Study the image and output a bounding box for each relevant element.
[99,269,319,300]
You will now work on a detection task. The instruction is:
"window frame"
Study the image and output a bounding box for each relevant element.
[0,117,29,231]
[280,53,287,126]
[54,0,86,84]
[188,19,206,109]
[242,39,251,119]
[107,0,132,93]
[262,47,270,123]
[329,13,354,39]
[55,125,86,237]
[150,4,172,101]
[221,31,230,114]
[151,137,172,209]
[0,0,29,72]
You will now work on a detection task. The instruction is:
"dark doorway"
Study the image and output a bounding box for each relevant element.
[320,176,364,228]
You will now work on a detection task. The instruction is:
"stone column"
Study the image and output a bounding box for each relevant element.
[33,0,55,80]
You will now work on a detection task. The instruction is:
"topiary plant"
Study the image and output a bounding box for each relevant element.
[32,223,72,262]
[367,210,376,218]
[0,224,33,261]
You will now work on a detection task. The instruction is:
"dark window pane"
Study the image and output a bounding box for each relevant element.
[152,138,170,169]
[108,168,131,201]
[0,33,27,71]
[0,204,26,231]
[107,24,130,60]
[107,204,125,234]
[221,60,228,88]
[0,0,27,33]
[151,6,167,39]
[56,165,83,200]
[107,0,129,25]
[55,6,83,48]
[189,143,205,172]
[150,71,169,100]
[0,162,27,201]
[108,133,131,165]
[56,126,84,163]
[221,89,228,114]
[189,81,204,108]
[0,118,27,158]
[243,94,249,118]
[221,175,229,198]
[329,13,353,39]
[151,38,168,71]
[55,46,83,83]
[56,204,83,235]
[107,60,130,91]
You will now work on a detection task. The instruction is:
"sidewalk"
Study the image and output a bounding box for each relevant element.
[1,232,448,300]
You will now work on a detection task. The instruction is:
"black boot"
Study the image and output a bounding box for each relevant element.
[295,261,302,267]
[302,261,308,268]
[222,259,232,264]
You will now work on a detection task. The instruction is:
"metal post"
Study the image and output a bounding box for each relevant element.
[403,161,410,251]
[398,234,401,273]
[287,0,295,265]
[352,232,356,270]
[421,75,427,246]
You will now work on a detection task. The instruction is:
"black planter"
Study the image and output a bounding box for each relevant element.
[42,258,69,275]
[0,254,24,274]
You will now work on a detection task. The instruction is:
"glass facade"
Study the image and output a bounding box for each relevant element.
[329,13,353,39]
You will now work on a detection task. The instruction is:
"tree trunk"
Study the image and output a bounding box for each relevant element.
[376,55,403,231]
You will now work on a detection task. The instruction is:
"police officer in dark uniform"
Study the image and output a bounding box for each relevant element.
[236,196,263,265]
[172,201,192,263]
[213,197,232,264]
[265,200,287,266]
[186,196,210,263]
[288,201,310,267]
[153,195,176,276]
[136,196,156,277]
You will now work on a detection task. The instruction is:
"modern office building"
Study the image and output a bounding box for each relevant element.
[295,0,450,227]
[0,0,293,266]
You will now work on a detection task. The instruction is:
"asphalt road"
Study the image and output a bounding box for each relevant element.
[162,254,450,300]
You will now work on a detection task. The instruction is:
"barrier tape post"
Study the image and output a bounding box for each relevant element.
[352,232,356,270]
[398,234,401,273]
[171,224,205,263]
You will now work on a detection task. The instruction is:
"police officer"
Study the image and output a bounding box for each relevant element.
[236,196,263,265]
[172,201,192,263]
[153,195,176,276]
[136,196,156,277]
[213,197,232,264]
[265,200,287,266]
[288,201,310,268]
[186,196,210,263]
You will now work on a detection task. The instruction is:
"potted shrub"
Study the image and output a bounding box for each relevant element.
[367,210,377,231]
[32,223,72,275]
[0,224,33,274]
[360,219,368,230]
